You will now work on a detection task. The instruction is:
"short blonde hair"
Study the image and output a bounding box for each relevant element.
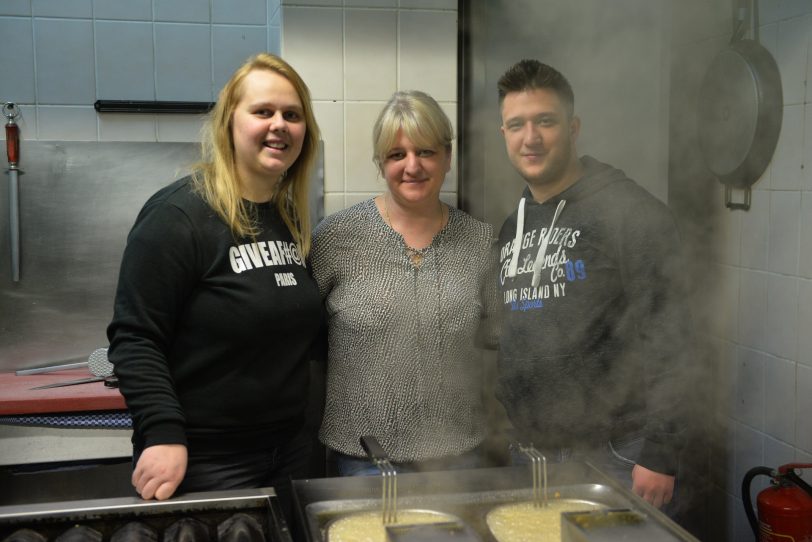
[372,90,453,174]
[192,53,320,256]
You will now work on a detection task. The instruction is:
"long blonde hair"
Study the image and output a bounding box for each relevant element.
[192,53,320,257]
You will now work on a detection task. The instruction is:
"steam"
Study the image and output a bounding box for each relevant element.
[456,0,740,535]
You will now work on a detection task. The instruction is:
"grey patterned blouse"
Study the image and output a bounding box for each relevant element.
[311,198,495,462]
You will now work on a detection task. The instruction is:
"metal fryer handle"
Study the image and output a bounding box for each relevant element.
[360,435,389,462]
[359,436,398,524]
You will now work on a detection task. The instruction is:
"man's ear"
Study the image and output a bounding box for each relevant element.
[570,116,581,140]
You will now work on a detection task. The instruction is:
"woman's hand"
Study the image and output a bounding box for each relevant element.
[132,444,188,500]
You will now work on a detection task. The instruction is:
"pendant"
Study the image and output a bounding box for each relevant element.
[406,248,424,268]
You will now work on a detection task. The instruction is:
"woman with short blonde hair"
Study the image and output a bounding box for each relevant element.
[312,90,496,475]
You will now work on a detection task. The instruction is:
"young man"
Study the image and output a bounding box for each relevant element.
[494,59,692,509]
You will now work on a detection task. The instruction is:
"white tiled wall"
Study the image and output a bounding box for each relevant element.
[280,0,458,215]
[15,6,812,535]
[0,0,457,208]
[700,1,812,539]
[0,0,283,142]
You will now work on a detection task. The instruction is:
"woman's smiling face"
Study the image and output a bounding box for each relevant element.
[231,69,306,198]
[382,129,451,207]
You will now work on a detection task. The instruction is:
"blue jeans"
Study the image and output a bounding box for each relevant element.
[333,446,484,477]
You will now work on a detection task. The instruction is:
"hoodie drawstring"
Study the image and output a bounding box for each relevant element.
[531,199,567,287]
[507,197,526,278]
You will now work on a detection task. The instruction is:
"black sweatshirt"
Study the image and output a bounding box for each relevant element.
[494,156,692,475]
[107,177,323,453]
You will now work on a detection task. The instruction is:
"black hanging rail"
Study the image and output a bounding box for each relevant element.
[94,100,215,114]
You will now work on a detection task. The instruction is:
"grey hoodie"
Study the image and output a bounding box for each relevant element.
[494,155,692,474]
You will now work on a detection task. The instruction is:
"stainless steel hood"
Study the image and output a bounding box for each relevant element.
[0,141,201,372]
[0,140,326,373]
[0,140,325,374]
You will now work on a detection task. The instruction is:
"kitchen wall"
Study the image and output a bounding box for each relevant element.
[0,0,288,471]
[460,0,671,229]
[669,1,812,541]
[0,0,282,143]
[280,0,459,216]
[0,0,458,212]
[0,0,457,468]
[4,2,811,536]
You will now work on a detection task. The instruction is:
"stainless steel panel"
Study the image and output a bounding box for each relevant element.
[292,464,699,542]
[0,140,323,373]
[305,484,620,542]
[0,487,291,542]
[310,140,325,228]
[562,508,682,542]
[0,142,200,372]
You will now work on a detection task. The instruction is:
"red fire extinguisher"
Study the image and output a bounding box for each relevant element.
[742,463,812,541]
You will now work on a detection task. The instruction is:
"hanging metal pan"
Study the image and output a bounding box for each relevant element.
[697,38,782,190]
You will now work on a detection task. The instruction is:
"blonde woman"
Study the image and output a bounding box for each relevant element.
[107,53,323,508]
[311,90,496,475]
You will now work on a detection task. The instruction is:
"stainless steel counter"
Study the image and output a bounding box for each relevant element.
[0,487,290,541]
[292,463,699,542]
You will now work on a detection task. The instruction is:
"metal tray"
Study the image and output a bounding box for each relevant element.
[292,463,699,542]
[0,487,290,542]
[304,484,619,542]
[324,509,468,542]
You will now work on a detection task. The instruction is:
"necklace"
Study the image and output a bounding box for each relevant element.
[405,247,424,268]
[382,194,445,269]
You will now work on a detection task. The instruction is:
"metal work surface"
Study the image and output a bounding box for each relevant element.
[293,464,698,542]
[0,487,290,541]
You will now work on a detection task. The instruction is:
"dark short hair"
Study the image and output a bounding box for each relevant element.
[497,59,575,117]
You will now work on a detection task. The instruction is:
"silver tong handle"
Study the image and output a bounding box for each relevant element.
[15,360,87,376]
[15,347,111,376]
